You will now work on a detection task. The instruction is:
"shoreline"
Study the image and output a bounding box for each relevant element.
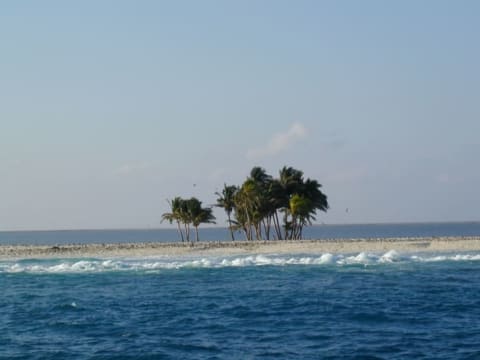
[1,236,480,260]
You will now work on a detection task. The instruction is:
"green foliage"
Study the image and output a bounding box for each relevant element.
[230,166,329,240]
[215,184,239,241]
[163,166,328,242]
[162,197,216,242]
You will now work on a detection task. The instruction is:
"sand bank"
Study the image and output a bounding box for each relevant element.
[1,237,480,260]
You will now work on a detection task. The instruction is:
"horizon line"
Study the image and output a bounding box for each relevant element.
[1,220,480,233]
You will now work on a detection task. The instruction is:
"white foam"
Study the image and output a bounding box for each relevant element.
[1,251,480,273]
[411,253,480,262]
[338,252,378,265]
[380,250,402,263]
[317,253,335,264]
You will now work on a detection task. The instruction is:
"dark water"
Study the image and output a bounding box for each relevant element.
[1,222,480,245]
[2,223,480,359]
[1,254,480,359]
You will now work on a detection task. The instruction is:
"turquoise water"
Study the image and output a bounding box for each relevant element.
[2,252,480,359]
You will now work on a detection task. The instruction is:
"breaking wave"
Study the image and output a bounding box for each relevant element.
[1,251,480,274]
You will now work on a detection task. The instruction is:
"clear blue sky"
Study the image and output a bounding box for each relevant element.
[1,1,479,230]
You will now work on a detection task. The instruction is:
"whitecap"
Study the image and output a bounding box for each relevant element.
[254,255,274,265]
[339,252,377,265]
[2,251,480,273]
[316,253,335,264]
[380,250,402,263]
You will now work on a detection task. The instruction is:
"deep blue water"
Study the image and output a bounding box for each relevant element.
[1,252,480,359]
[2,223,480,359]
[1,222,480,245]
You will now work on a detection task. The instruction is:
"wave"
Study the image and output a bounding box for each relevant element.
[2,250,480,274]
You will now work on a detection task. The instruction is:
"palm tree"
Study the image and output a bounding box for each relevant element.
[289,194,313,239]
[192,207,216,242]
[277,166,304,239]
[233,181,255,240]
[166,166,328,242]
[302,178,328,213]
[186,197,216,242]
[230,166,329,240]
[215,184,238,241]
[162,197,217,243]
[161,197,185,242]
[248,167,274,240]
[268,179,287,240]
[277,167,329,240]
[249,166,272,185]
[279,166,304,198]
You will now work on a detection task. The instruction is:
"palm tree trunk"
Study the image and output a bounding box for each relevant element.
[244,205,252,241]
[242,225,249,241]
[273,211,282,240]
[227,212,235,241]
[262,220,269,240]
[292,217,298,240]
[176,221,184,242]
[195,226,199,242]
[283,212,290,240]
[255,223,261,240]
[263,218,273,240]
[184,223,190,242]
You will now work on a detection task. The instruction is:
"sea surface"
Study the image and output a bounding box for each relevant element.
[2,223,480,359]
[2,221,480,246]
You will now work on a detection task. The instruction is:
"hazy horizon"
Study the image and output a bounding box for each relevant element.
[3,220,480,233]
[2,1,479,230]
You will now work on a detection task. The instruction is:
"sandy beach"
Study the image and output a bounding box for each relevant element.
[1,236,480,260]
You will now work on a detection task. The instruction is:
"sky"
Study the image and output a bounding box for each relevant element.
[1,1,479,230]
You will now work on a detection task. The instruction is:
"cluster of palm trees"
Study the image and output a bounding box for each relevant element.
[215,166,328,241]
[161,197,215,242]
[162,166,328,242]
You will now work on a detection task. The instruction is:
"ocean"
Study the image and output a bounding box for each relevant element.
[2,221,480,245]
[1,223,480,359]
